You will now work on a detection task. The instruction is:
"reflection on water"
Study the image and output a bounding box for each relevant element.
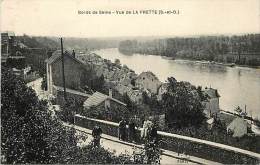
[93,48,260,118]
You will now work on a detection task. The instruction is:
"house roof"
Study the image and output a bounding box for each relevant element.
[138,71,159,80]
[84,91,126,108]
[207,118,215,124]
[54,85,91,97]
[44,50,61,64]
[204,88,220,98]
[45,50,85,65]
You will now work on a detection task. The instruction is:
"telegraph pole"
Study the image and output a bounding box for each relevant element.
[60,38,67,101]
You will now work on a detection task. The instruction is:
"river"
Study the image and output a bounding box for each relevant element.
[93,48,260,118]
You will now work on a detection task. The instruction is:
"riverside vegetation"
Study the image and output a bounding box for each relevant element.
[119,34,260,66]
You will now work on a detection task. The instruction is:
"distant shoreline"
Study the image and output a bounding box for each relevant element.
[116,48,260,69]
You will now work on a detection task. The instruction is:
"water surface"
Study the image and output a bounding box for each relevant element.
[93,48,260,118]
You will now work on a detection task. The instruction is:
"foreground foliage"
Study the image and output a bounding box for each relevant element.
[1,68,149,164]
[1,68,78,163]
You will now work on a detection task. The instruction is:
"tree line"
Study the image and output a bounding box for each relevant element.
[118,34,260,66]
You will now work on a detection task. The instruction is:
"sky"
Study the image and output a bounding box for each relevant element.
[1,0,260,38]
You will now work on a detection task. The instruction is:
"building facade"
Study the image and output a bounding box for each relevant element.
[202,88,220,118]
[45,50,91,94]
[135,71,162,94]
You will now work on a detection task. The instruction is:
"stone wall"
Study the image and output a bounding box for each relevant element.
[75,115,259,164]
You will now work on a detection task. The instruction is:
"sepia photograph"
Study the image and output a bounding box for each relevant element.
[1,0,260,164]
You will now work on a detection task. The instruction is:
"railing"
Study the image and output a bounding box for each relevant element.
[75,114,260,164]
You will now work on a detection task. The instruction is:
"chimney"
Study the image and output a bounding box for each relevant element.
[109,88,112,98]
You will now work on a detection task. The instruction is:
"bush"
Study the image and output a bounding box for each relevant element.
[1,67,78,163]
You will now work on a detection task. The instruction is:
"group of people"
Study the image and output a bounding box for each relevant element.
[118,117,158,143]
[118,117,138,142]
[91,116,158,147]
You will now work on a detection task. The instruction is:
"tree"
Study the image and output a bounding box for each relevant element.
[1,67,80,163]
[130,78,136,86]
[122,93,132,109]
[234,106,243,115]
[197,86,208,101]
[162,77,205,128]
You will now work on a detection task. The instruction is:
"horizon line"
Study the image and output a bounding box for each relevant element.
[2,31,260,39]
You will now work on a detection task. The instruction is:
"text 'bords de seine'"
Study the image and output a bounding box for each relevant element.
[78,9,180,15]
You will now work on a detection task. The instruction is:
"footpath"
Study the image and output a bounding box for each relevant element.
[64,123,222,165]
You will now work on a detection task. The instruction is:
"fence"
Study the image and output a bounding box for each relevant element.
[75,114,260,164]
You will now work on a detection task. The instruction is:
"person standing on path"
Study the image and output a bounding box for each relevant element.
[92,125,102,147]
[128,118,136,143]
[141,117,153,140]
[118,118,127,141]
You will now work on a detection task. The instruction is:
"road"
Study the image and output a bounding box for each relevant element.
[65,123,222,165]
[74,125,196,165]
[27,78,49,100]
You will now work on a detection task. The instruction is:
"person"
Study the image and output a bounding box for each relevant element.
[128,118,136,143]
[92,125,102,147]
[72,49,76,57]
[118,118,127,141]
[141,117,153,140]
[149,124,158,144]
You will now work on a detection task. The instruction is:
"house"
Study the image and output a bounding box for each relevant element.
[135,71,162,94]
[83,89,127,120]
[45,50,91,94]
[114,83,143,103]
[202,88,220,118]
[1,32,16,62]
[227,117,248,138]
[157,83,169,100]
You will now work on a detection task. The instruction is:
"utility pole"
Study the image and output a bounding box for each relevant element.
[61,38,67,101]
